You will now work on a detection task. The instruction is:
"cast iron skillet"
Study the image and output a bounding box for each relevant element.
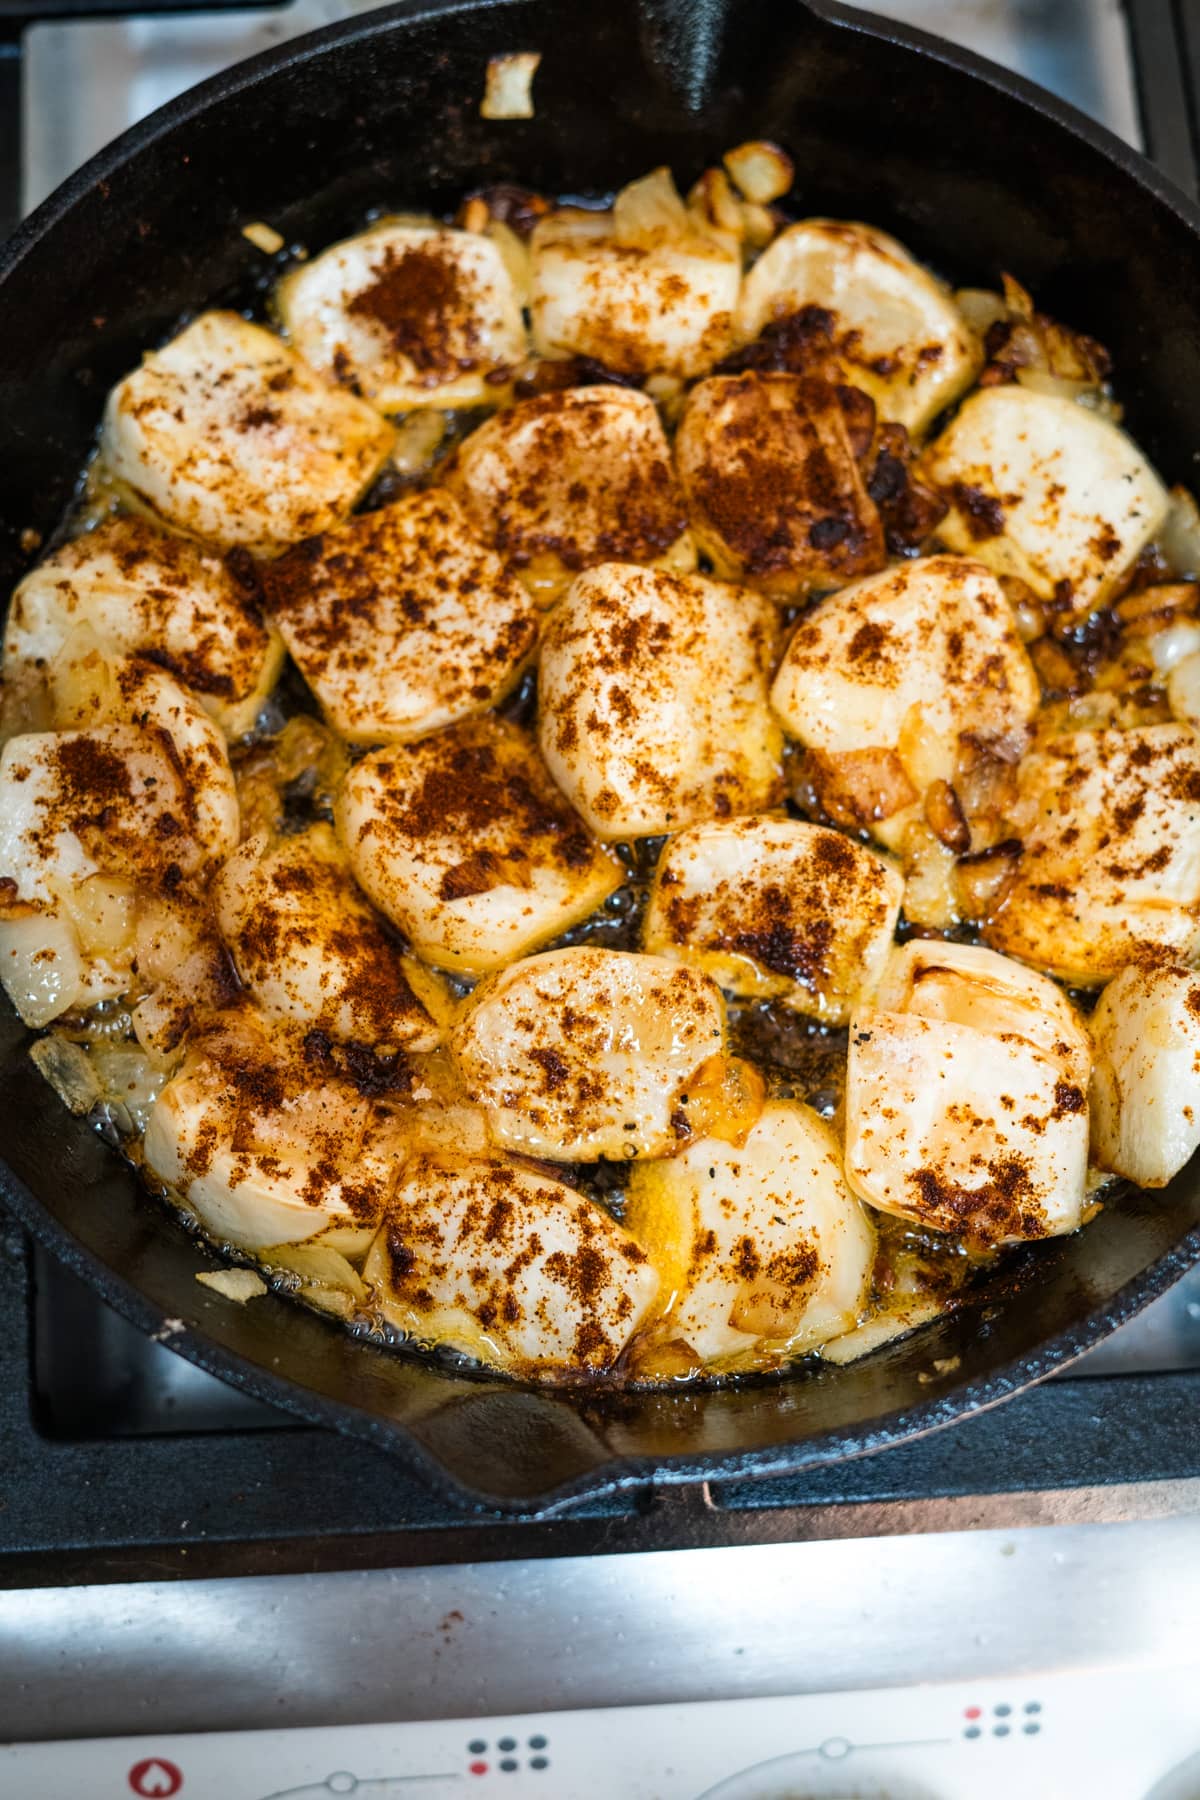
[1,0,1199,1513]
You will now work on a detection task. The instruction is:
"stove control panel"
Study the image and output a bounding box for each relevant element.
[4,1662,1197,1798]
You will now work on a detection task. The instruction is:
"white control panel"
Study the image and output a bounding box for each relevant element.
[3,1661,1199,1799]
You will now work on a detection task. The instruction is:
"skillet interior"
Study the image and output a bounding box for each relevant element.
[1,0,1200,1511]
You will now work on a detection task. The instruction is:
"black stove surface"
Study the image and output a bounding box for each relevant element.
[4,0,1200,1588]
[4,1218,1200,1588]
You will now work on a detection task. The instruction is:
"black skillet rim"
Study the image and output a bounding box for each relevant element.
[2,0,1200,1514]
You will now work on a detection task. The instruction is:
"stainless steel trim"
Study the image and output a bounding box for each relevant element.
[3,1516,1199,1739]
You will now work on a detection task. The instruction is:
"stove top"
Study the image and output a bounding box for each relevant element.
[10,1221,1200,1587]
[3,0,1200,1766]
[8,1662,1200,1797]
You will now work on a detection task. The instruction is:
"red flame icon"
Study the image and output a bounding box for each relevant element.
[128,1758,184,1796]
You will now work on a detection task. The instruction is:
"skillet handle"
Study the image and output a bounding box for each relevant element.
[636,0,837,112]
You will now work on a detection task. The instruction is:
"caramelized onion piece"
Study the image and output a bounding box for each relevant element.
[722,141,795,205]
[923,778,970,853]
[808,748,918,829]
[955,838,1022,921]
[480,51,541,120]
